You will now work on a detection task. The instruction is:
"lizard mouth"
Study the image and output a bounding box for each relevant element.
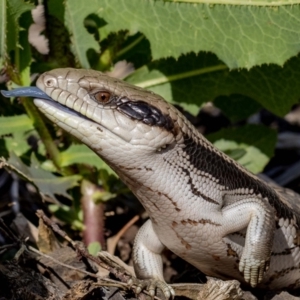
[1,87,87,119]
[1,87,124,141]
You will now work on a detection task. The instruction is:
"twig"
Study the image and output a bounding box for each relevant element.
[0,217,20,241]
[28,245,99,278]
[21,97,62,170]
[0,242,19,255]
[27,244,126,289]
[14,242,28,260]
[35,210,132,278]
[107,215,139,255]
[35,210,164,300]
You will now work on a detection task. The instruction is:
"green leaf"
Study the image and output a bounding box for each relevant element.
[0,115,36,158]
[126,52,300,116]
[214,95,261,123]
[5,0,34,56]
[0,114,33,135]
[29,155,81,199]
[214,139,269,174]
[2,133,31,157]
[18,10,33,85]
[92,189,117,203]
[64,0,99,68]
[207,124,277,173]
[46,0,76,69]
[6,0,33,56]
[164,0,292,3]
[48,0,64,23]
[3,153,81,200]
[7,0,33,18]
[59,144,115,174]
[0,0,6,68]
[65,0,300,69]
[88,241,101,255]
[48,204,84,230]
[4,0,33,84]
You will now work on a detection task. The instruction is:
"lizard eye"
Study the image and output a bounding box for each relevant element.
[93,91,111,104]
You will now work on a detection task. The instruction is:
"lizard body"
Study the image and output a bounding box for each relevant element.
[2,68,300,295]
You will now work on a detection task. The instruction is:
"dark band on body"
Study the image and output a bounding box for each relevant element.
[182,133,299,224]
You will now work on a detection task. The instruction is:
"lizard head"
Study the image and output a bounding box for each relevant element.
[1,68,188,171]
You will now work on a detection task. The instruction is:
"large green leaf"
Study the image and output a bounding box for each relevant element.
[126,52,300,116]
[64,0,99,68]
[214,95,262,123]
[65,0,300,69]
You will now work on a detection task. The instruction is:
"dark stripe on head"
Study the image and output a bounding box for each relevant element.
[117,100,174,131]
[182,133,299,223]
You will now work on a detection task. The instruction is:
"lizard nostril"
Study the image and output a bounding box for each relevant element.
[44,76,57,87]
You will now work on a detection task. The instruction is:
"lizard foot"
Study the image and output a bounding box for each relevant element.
[128,277,175,299]
[239,255,269,287]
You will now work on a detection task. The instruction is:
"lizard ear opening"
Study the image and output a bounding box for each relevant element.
[92,91,111,104]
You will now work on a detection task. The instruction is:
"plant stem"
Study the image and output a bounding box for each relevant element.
[116,35,145,58]
[21,97,62,169]
[136,64,228,88]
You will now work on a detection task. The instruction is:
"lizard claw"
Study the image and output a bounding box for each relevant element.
[239,256,269,287]
[128,277,175,299]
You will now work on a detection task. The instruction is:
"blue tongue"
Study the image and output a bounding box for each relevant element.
[1,87,53,101]
[1,86,89,119]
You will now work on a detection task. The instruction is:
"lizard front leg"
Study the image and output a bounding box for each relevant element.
[221,198,276,287]
[132,219,175,298]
